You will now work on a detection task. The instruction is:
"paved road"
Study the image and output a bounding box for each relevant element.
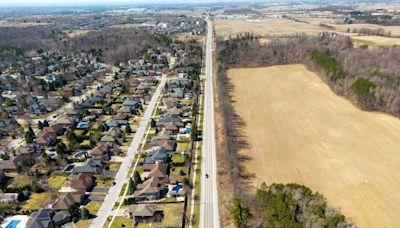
[7,66,117,150]
[90,74,167,228]
[200,18,220,228]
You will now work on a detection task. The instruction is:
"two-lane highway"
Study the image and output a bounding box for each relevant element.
[200,18,220,228]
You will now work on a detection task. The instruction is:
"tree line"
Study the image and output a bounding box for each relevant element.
[230,183,351,227]
[214,33,400,227]
[218,33,400,115]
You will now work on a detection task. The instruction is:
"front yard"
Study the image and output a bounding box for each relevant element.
[109,162,122,171]
[96,176,114,188]
[85,200,103,215]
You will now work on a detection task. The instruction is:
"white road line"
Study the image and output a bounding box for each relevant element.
[200,17,220,228]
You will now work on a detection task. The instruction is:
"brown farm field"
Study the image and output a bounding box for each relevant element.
[352,35,400,46]
[214,18,324,38]
[215,18,400,46]
[334,23,400,36]
[227,64,400,228]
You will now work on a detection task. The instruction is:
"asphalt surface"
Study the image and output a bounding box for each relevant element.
[8,64,117,150]
[200,18,220,228]
[89,75,167,228]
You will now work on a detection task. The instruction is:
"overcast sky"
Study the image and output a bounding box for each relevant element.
[0,0,241,7]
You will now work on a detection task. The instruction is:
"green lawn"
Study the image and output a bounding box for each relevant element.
[96,176,114,188]
[136,203,184,228]
[74,129,86,136]
[85,200,103,215]
[119,183,127,196]
[80,140,91,146]
[109,162,122,171]
[182,99,193,106]
[105,216,133,228]
[142,144,151,150]
[169,166,188,183]
[171,154,187,166]
[9,174,31,188]
[177,142,190,152]
[48,173,69,191]
[75,219,93,227]
[189,142,202,227]
[22,193,54,211]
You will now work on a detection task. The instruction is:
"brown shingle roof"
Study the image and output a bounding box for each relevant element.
[53,192,84,211]
[128,204,158,217]
[150,139,176,151]
[69,173,93,191]
[149,163,168,179]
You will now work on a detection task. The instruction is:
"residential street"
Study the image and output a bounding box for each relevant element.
[89,74,167,228]
[200,18,220,228]
[8,65,117,150]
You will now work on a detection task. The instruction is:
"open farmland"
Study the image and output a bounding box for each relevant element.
[214,18,325,38]
[228,64,400,228]
[333,23,400,36]
[352,35,400,46]
[215,18,400,46]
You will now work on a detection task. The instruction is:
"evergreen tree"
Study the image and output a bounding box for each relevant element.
[133,170,142,184]
[55,142,67,155]
[43,120,49,127]
[24,131,34,143]
[230,198,252,228]
[127,177,135,195]
[81,207,90,220]
[28,126,35,137]
[126,124,132,134]
[38,121,43,130]
[68,203,81,220]
[151,119,157,128]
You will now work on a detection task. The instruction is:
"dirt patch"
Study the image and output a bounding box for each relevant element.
[228,64,400,228]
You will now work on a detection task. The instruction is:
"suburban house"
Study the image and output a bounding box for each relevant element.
[52,191,85,211]
[55,117,76,128]
[53,211,71,227]
[68,173,94,192]
[36,131,57,146]
[150,139,176,152]
[133,176,162,202]
[122,100,140,109]
[26,208,55,228]
[100,135,116,143]
[144,148,169,164]
[0,156,21,173]
[128,204,163,224]
[42,124,65,136]
[148,163,168,180]
[26,208,71,228]
[90,143,112,161]
[72,159,103,174]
